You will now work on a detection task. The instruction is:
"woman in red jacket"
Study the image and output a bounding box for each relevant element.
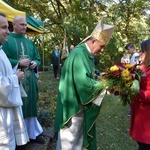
[130,39,150,150]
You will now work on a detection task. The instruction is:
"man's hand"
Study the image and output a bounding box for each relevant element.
[15,69,24,81]
[19,58,31,67]
[29,61,37,69]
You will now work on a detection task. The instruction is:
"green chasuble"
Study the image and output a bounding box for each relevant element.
[54,43,104,150]
[2,33,41,118]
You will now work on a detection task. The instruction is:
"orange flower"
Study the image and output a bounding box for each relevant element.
[124,63,134,69]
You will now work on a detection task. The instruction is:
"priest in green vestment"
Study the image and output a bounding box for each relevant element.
[2,16,46,144]
[54,19,115,150]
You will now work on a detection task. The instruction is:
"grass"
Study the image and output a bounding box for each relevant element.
[96,95,138,150]
[38,71,58,129]
[38,71,138,150]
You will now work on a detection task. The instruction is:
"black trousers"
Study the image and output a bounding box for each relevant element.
[138,142,150,150]
[53,65,60,78]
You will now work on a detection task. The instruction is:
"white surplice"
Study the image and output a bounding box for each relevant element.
[56,106,84,150]
[0,49,29,150]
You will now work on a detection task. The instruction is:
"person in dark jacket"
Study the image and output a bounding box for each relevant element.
[51,45,62,79]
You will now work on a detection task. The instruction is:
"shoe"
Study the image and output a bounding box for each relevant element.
[15,145,26,150]
[30,135,46,144]
[36,135,46,144]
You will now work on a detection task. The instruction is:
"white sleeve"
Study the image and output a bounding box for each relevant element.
[12,63,19,73]
[121,57,123,63]
[0,72,23,107]
[130,53,139,64]
[92,89,106,106]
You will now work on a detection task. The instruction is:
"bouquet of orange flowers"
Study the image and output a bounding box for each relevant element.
[100,63,142,106]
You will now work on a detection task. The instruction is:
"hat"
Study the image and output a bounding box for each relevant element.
[81,19,114,45]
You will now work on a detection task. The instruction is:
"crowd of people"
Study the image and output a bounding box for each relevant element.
[0,11,150,150]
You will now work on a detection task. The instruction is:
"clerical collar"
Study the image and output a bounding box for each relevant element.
[12,32,24,36]
[85,43,91,53]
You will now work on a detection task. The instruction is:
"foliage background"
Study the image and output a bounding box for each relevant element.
[4,0,150,70]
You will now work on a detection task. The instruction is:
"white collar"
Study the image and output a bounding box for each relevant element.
[0,45,2,50]
[85,43,91,53]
